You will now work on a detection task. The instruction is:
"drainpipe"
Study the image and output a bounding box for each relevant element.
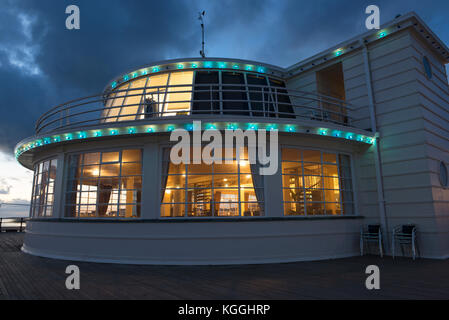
[361,40,390,252]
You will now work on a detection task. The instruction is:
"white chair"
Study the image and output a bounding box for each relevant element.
[392,225,419,260]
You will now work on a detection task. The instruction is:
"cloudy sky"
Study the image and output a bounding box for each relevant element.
[1,0,448,216]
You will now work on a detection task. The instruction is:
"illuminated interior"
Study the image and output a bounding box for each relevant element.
[102,71,194,122]
[161,147,263,217]
[281,148,354,215]
[65,149,142,218]
[101,69,293,122]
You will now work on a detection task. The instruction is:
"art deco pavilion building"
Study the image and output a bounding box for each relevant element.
[15,13,449,264]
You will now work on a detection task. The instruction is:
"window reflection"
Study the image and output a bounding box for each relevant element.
[31,158,58,217]
[103,69,295,121]
[65,149,142,218]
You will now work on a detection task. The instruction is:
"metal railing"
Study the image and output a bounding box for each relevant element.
[35,84,354,134]
[0,217,27,232]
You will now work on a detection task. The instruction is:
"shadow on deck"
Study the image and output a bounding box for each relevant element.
[1,233,448,300]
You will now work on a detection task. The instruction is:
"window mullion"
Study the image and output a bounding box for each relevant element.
[321,151,325,215]
[301,151,307,216]
[185,163,188,217]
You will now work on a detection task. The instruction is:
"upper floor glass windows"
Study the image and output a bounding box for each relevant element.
[31,158,58,217]
[102,70,293,122]
[65,149,142,218]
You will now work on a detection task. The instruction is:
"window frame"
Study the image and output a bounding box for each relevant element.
[105,69,290,121]
[158,143,265,219]
[62,146,144,219]
[30,156,58,218]
[280,145,356,217]
[422,56,433,80]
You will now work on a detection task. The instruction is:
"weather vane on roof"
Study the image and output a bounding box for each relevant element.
[198,11,206,58]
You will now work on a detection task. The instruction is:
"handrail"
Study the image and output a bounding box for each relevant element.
[0,217,28,232]
[35,83,355,134]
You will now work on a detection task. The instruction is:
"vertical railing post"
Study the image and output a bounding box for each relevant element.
[19,218,23,232]
[157,87,160,117]
[262,87,265,117]
[210,85,213,114]
[319,96,324,120]
[0,218,2,232]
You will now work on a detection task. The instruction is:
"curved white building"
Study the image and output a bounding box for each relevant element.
[15,13,449,264]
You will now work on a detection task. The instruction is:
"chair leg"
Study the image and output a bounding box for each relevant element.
[392,237,395,259]
[360,237,364,256]
[379,237,383,258]
[412,240,416,260]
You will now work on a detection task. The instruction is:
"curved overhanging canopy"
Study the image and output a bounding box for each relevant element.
[104,57,286,94]
[15,117,376,169]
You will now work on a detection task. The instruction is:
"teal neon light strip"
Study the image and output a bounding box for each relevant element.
[15,123,375,159]
[110,61,269,89]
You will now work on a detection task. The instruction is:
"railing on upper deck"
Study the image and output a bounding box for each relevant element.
[35,84,354,134]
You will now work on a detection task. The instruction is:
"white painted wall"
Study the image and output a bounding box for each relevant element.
[23,217,363,265]
[287,26,449,258]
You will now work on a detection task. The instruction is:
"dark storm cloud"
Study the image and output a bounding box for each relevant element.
[0,0,448,153]
[0,0,201,152]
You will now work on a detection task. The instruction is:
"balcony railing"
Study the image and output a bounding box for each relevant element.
[35,84,354,134]
[0,217,27,232]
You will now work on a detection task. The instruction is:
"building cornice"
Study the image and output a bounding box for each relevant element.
[285,12,449,78]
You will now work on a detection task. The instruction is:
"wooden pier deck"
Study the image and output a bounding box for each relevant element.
[0,233,448,299]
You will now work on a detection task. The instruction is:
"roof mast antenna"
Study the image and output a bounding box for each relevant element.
[198,11,206,58]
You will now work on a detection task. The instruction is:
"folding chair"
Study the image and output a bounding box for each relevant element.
[392,225,419,260]
[360,224,384,257]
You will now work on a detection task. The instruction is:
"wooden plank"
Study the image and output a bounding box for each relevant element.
[0,233,448,299]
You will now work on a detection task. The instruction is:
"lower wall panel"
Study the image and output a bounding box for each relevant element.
[23,218,363,265]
